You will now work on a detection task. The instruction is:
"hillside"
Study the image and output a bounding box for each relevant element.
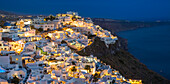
[1,10,170,83]
[0,10,17,15]
[92,18,170,33]
[0,10,34,21]
[77,37,170,84]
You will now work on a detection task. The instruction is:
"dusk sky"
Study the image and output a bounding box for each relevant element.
[1,0,170,21]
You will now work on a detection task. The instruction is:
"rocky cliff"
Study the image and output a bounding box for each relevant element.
[77,37,170,84]
[92,18,170,51]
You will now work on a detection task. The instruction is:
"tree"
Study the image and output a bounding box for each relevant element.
[19,66,22,68]
[41,50,47,55]
[30,25,36,30]
[71,66,77,72]
[0,20,5,28]
[71,66,77,77]
[93,73,100,82]
[112,80,115,84]
[11,76,20,84]
[47,28,50,31]
[38,28,43,32]
[30,25,40,34]
[39,64,43,66]
[45,15,56,21]
[38,47,48,55]
[61,40,67,44]
[72,61,76,65]
[49,15,55,21]
[85,65,91,72]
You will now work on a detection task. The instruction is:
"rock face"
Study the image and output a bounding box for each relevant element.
[77,37,170,84]
[117,36,128,51]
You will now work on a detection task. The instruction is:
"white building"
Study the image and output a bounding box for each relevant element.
[22,25,31,32]
[48,20,62,29]
[32,16,45,24]
[0,56,10,67]
[0,41,10,51]
[34,24,54,31]
[7,65,26,80]
[67,11,78,16]
[19,19,32,25]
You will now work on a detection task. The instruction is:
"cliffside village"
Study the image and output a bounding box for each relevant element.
[0,12,142,84]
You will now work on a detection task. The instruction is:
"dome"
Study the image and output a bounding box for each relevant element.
[4,22,11,26]
[73,53,79,57]
[0,66,6,73]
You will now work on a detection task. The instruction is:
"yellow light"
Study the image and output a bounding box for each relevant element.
[17,49,21,53]
[16,58,18,61]
[18,41,22,44]
[66,28,74,33]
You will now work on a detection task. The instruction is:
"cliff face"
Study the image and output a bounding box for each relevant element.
[117,36,128,51]
[77,37,170,84]
[91,18,170,51]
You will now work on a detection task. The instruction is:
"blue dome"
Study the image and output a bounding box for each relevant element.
[73,53,79,57]
[0,66,6,73]
[4,22,11,26]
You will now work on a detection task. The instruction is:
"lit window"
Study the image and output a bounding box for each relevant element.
[16,58,18,61]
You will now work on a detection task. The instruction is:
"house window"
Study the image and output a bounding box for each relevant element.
[16,58,18,61]
[0,44,1,46]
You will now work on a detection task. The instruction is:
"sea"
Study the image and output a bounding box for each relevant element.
[116,25,170,79]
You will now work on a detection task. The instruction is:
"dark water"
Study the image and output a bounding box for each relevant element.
[117,25,170,79]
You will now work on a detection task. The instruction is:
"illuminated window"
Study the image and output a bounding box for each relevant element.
[16,58,18,61]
